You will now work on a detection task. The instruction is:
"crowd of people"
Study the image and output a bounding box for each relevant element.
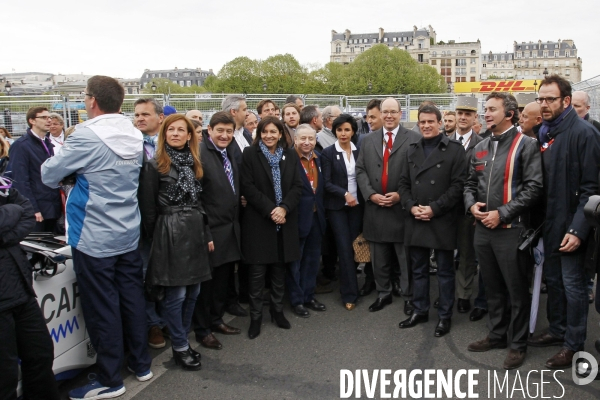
[1,74,600,399]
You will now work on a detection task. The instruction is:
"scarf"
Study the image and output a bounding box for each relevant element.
[538,105,573,145]
[143,134,158,147]
[259,141,284,229]
[165,145,201,206]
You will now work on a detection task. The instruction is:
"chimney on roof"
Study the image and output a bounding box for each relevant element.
[379,27,384,42]
[331,29,337,39]
[344,29,351,42]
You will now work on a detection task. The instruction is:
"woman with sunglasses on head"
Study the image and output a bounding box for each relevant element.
[139,114,212,371]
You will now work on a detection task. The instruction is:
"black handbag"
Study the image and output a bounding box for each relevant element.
[518,223,544,252]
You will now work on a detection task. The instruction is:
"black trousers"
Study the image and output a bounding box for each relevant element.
[0,297,59,400]
[226,262,249,305]
[473,224,530,350]
[193,262,234,338]
[248,263,286,321]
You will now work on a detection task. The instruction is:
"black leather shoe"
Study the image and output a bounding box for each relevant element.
[211,323,241,335]
[457,298,471,313]
[399,313,429,328]
[269,308,291,329]
[541,285,547,294]
[434,319,451,337]
[304,299,326,311]
[469,307,488,321]
[248,318,261,339]
[225,302,248,317]
[189,347,201,361]
[429,266,437,275]
[359,281,376,296]
[392,281,402,297]
[369,295,392,312]
[404,300,415,316]
[527,331,564,347]
[433,298,439,308]
[173,348,201,370]
[293,304,310,318]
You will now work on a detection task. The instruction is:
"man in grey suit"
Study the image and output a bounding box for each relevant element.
[356,97,421,313]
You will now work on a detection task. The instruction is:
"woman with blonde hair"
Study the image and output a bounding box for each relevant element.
[139,114,213,370]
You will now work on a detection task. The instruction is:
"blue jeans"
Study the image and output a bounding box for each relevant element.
[140,237,165,328]
[411,247,455,319]
[545,253,588,351]
[287,212,323,306]
[162,284,201,351]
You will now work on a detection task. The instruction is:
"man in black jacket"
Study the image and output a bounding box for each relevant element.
[194,112,244,351]
[464,92,543,370]
[6,106,61,232]
[528,76,600,369]
[398,105,467,336]
[0,181,59,400]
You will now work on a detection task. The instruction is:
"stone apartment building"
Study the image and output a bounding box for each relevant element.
[140,67,214,89]
[481,40,582,82]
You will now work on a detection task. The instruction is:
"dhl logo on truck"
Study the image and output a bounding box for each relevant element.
[454,80,537,93]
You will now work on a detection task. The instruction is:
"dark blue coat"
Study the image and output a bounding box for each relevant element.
[321,144,363,210]
[539,109,600,257]
[296,152,326,238]
[6,130,61,218]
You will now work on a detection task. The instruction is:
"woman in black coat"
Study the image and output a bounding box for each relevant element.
[139,114,212,371]
[240,116,303,339]
[320,114,362,310]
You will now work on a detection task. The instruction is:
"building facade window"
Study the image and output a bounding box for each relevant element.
[336,44,341,53]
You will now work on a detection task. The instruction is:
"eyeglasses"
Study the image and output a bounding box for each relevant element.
[35,116,51,120]
[535,96,562,104]
[83,92,94,98]
[382,110,400,116]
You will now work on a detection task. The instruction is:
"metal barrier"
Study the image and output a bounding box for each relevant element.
[573,75,600,121]
[0,92,494,135]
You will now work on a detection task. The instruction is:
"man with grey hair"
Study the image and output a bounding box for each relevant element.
[289,124,327,317]
[134,97,166,349]
[222,95,251,167]
[300,105,323,134]
[317,105,341,151]
[572,91,600,132]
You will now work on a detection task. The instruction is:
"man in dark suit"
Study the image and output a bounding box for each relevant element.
[221,95,252,317]
[6,106,61,232]
[450,96,486,317]
[398,105,467,336]
[193,112,244,350]
[356,97,421,314]
[288,124,327,317]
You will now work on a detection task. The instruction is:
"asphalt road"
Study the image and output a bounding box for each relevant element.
[58,271,600,400]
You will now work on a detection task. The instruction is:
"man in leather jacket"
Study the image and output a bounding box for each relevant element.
[464,92,543,370]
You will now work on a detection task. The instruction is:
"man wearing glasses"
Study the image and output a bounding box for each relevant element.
[356,97,421,314]
[6,107,61,232]
[527,75,600,370]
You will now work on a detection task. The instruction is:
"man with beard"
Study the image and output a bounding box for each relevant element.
[443,111,457,136]
[527,76,600,369]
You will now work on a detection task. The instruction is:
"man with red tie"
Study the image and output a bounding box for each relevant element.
[356,97,421,313]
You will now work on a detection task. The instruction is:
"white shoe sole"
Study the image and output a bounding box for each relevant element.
[128,367,154,382]
[70,386,126,400]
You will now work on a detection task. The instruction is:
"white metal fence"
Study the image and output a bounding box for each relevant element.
[1,92,486,136]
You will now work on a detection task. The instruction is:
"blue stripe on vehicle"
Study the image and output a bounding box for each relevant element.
[66,175,89,248]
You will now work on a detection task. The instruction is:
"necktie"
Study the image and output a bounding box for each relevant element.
[458,136,464,144]
[220,149,235,194]
[381,132,393,194]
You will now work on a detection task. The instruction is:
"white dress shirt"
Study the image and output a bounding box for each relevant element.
[335,140,359,206]
[382,125,400,154]
[234,127,250,151]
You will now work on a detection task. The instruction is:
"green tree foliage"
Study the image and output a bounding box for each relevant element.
[157,47,447,95]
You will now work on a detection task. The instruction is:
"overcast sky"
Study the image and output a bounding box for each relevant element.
[2,0,597,83]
